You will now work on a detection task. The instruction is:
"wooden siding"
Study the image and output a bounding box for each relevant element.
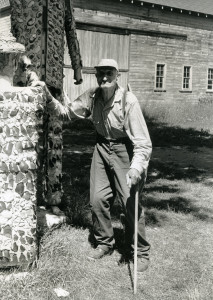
[71,6,213,104]
[73,0,213,31]
[1,2,212,105]
[0,8,10,35]
[63,29,130,100]
[129,29,213,103]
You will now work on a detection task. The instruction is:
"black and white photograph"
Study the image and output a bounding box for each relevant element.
[0,0,213,299]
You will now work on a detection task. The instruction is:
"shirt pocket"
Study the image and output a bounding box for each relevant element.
[110,107,124,131]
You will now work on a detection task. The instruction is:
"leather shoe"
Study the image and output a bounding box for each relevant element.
[136,258,150,272]
[87,247,113,261]
[118,254,150,272]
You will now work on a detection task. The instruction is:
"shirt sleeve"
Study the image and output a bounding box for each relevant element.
[124,93,152,175]
[44,86,96,119]
[68,88,97,119]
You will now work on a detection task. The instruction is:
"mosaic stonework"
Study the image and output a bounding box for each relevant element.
[10,0,43,79]
[10,0,83,206]
[45,116,63,205]
[44,0,65,205]
[46,0,65,90]
[45,0,82,205]
[0,87,45,267]
[65,0,83,83]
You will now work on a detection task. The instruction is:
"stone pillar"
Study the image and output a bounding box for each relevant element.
[0,86,46,267]
[9,0,82,208]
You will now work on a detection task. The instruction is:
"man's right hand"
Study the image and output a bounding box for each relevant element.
[126,168,141,188]
[31,80,46,88]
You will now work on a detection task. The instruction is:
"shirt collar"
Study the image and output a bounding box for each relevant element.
[94,84,125,110]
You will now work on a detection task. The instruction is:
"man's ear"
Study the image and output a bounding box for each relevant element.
[116,72,121,81]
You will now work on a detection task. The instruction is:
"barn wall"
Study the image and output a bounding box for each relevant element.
[73,0,213,31]
[71,4,213,103]
[64,30,130,100]
[1,2,213,104]
[129,29,213,103]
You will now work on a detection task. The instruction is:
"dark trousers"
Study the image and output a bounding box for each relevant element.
[90,138,150,258]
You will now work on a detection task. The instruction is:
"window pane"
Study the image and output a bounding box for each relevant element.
[156,78,160,88]
[208,79,213,90]
[208,69,213,79]
[184,67,190,78]
[156,64,165,88]
[183,78,189,89]
[183,66,191,89]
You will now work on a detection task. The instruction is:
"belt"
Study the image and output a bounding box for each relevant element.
[96,133,129,144]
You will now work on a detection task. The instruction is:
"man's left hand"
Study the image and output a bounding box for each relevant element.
[126,168,141,188]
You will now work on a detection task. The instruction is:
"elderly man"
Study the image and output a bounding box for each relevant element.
[71,59,152,272]
[34,58,152,272]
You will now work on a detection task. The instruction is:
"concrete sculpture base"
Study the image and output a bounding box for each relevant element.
[0,87,45,268]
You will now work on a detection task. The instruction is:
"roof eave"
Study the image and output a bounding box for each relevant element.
[137,1,212,17]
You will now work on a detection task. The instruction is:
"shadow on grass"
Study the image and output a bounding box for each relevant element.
[147,160,206,182]
[61,124,213,229]
[147,119,213,148]
[144,196,213,224]
[64,117,213,148]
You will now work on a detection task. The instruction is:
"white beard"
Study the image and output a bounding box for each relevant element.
[100,81,117,101]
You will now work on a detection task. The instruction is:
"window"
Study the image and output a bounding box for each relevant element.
[155,64,166,90]
[182,66,192,90]
[207,68,213,90]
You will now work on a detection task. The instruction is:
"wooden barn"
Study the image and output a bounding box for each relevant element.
[1,0,213,104]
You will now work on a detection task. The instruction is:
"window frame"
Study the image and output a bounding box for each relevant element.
[207,67,213,92]
[154,63,166,92]
[182,65,192,91]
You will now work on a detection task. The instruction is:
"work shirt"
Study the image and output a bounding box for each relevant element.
[70,85,152,175]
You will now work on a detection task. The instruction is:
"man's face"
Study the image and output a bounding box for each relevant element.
[95,67,118,90]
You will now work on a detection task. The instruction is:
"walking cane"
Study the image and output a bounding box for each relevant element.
[126,83,138,294]
[133,183,139,295]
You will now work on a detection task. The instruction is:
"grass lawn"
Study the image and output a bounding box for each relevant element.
[0,111,213,299]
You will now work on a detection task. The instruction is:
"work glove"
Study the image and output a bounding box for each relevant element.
[126,168,141,188]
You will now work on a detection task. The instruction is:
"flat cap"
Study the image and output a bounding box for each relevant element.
[94,59,119,71]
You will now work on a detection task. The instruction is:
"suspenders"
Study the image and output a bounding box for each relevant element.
[122,84,132,118]
[122,89,127,117]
